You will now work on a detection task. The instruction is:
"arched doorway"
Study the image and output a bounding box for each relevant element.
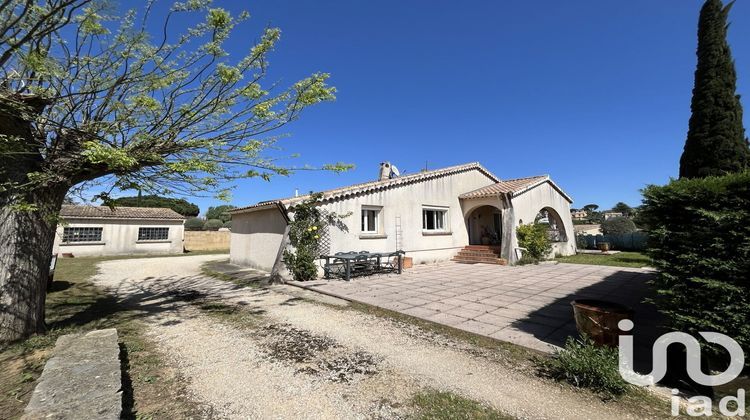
[534,207,568,242]
[466,205,503,245]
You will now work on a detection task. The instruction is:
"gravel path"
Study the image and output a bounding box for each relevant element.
[93,255,657,419]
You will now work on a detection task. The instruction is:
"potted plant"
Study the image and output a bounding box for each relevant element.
[597,241,610,252]
[571,299,633,347]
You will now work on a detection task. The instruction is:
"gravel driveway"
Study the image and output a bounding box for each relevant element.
[93,254,657,419]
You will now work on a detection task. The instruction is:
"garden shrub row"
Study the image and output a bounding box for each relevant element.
[640,171,750,362]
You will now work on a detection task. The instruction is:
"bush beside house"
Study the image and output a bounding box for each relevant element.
[640,171,750,363]
[516,223,552,264]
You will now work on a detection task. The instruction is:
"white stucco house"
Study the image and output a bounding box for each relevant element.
[230,162,576,273]
[53,205,185,257]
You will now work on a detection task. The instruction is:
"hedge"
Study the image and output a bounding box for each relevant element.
[640,171,750,362]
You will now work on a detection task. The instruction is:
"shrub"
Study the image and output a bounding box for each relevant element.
[203,219,223,231]
[222,220,232,229]
[184,217,204,231]
[640,171,750,363]
[600,217,636,235]
[206,205,236,223]
[575,233,589,249]
[539,336,631,398]
[516,223,551,262]
[283,193,349,281]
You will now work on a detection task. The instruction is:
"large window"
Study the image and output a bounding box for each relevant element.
[422,207,448,231]
[361,207,381,234]
[138,227,169,241]
[62,227,103,243]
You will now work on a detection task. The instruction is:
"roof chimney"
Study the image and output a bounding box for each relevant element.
[378,162,391,181]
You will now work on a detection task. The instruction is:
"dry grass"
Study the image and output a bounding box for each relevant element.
[0,254,219,420]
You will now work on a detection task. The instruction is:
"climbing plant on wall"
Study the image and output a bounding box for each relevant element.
[282,193,349,281]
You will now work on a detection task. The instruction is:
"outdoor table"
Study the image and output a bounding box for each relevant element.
[321,251,404,281]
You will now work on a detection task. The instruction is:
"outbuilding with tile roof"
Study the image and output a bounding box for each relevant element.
[53,205,185,256]
[230,162,576,274]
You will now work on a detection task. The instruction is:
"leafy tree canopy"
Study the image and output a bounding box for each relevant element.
[111,195,199,216]
[582,204,599,213]
[0,0,353,208]
[205,204,235,222]
[601,217,637,236]
[184,217,204,231]
[610,202,633,216]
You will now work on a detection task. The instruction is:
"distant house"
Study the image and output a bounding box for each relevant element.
[570,209,588,220]
[603,211,624,220]
[53,205,185,257]
[230,162,576,272]
[574,224,601,236]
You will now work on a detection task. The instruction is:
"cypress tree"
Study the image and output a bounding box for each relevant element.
[679,0,750,178]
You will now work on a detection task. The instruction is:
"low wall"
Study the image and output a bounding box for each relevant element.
[184,230,230,251]
[24,329,121,420]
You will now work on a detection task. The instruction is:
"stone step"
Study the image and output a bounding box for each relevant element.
[464,245,502,251]
[455,251,502,258]
[452,256,508,265]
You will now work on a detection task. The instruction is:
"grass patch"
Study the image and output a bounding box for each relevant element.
[538,335,632,399]
[0,254,213,420]
[411,390,515,419]
[554,252,651,268]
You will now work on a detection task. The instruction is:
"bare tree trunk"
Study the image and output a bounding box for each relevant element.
[0,186,67,343]
[0,93,66,343]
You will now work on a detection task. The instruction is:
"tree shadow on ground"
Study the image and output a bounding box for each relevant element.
[510,268,664,373]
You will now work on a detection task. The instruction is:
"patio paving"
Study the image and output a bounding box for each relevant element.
[296,262,661,353]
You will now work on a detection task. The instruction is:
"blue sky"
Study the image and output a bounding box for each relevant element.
[154,1,750,213]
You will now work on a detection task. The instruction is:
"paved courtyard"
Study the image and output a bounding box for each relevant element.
[300,262,660,353]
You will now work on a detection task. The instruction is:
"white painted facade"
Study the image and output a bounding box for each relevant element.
[53,218,185,257]
[230,162,577,275]
[230,206,288,271]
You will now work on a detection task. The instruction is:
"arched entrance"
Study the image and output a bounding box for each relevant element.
[534,207,568,242]
[466,205,503,245]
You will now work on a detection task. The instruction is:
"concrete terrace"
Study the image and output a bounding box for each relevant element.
[297,262,660,353]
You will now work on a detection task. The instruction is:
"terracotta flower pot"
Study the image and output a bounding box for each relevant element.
[571,299,633,347]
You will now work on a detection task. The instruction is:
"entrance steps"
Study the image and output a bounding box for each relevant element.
[452,245,508,265]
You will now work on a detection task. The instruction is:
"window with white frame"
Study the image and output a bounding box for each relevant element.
[62,227,103,243]
[361,207,381,234]
[422,207,448,231]
[138,227,169,241]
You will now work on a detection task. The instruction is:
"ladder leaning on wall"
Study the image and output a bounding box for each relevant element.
[395,215,403,251]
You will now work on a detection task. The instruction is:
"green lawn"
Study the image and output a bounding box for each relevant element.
[554,252,651,268]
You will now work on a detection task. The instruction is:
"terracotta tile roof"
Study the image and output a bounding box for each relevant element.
[231,162,500,214]
[60,205,185,220]
[459,175,573,203]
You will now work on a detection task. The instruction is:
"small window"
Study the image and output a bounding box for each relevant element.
[138,227,169,241]
[423,207,448,231]
[361,207,380,234]
[62,227,103,243]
